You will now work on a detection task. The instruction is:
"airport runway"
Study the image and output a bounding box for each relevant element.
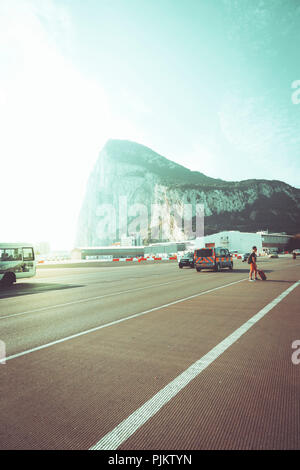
[0,257,299,449]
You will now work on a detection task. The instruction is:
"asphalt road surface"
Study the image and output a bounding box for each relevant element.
[0,257,299,450]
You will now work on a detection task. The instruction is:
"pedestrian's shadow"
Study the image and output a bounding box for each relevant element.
[227,268,274,273]
[225,268,252,273]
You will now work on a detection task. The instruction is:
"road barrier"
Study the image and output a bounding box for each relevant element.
[37,256,178,268]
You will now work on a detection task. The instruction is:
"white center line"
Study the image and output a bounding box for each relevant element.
[89,279,300,450]
[0,277,194,321]
[5,278,246,361]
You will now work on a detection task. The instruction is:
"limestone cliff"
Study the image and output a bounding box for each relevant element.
[77,140,300,246]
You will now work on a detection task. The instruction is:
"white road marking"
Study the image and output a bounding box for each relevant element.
[89,279,300,450]
[0,277,195,321]
[23,262,300,292]
[1,260,298,322]
[5,278,247,361]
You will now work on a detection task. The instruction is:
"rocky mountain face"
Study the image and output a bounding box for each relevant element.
[77,139,300,246]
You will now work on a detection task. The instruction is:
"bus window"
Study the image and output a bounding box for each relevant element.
[0,248,22,261]
[0,250,9,261]
[14,248,23,260]
[23,247,34,261]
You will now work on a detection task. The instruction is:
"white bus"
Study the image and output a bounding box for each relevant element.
[0,243,36,286]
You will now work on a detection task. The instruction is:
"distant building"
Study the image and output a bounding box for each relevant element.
[71,246,145,260]
[120,235,134,246]
[144,241,187,256]
[120,233,142,246]
[71,231,292,260]
[258,231,292,252]
[193,230,292,254]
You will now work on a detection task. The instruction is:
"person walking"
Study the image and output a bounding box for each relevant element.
[248,246,258,281]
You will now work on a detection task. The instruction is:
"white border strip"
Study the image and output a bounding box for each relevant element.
[5,278,246,361]
[90,279,300,450]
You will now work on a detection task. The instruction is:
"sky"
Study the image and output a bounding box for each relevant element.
[0,0,299,249]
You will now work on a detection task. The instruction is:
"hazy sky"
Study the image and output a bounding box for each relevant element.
[1,0,299,249]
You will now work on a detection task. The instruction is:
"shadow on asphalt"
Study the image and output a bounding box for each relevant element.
[194,269,255,273]
[259,279,297,283]
[0,282,83,300]
[222,268,274,274]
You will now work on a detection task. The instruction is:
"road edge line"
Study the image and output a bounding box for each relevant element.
[89,279,300,450]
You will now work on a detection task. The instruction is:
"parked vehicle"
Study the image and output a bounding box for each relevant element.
[242,253,250,262]
[178,252,195,269]
[194,247,233,272]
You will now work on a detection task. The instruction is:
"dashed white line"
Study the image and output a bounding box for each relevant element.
[5,278,247,361]
[0,277,194,321]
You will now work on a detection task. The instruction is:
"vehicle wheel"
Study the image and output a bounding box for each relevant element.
[1,272,16,287]
[214,264,221,272]
[229,262,233,270]
[196,267,201,272]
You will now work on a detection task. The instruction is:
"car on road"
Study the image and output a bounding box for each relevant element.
[242,253,250,262]
[266,249,279,258]
[178,252,195,269]
[194,247,233,272]
[292,249,300,256]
